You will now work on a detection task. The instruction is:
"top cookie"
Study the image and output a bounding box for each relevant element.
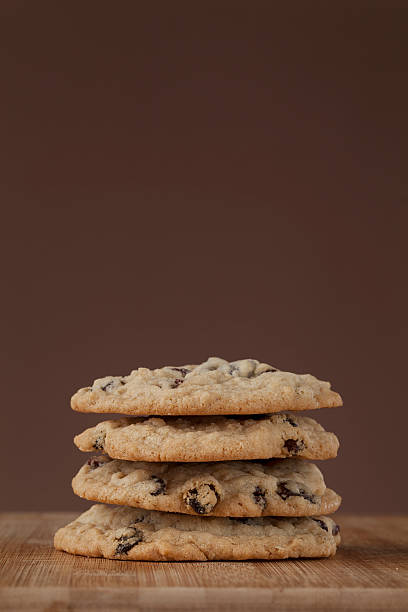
[71,356,342,416]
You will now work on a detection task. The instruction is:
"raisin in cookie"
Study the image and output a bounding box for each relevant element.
[74,413,339,462]
[71,356,342,416]
[54,504,341,561]
[72,456,341,517]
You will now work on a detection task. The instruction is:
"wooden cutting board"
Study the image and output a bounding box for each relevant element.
[0,513,407,611]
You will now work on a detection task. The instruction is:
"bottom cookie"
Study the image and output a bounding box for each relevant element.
[54,504,340,561]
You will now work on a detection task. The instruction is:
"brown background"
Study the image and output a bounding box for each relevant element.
[1,1,407,513]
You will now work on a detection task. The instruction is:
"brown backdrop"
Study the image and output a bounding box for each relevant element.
[1,1,407,513]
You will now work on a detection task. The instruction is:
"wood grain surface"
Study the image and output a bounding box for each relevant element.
[0,513,407,611]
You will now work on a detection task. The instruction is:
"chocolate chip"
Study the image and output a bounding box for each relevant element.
[100,378,125,391]
[115,539,135,555]
[283,415,298,427]
[332,524,340,536]
[259,368,278,374]
[93,432,106,451]
[283,439,305,455]
[170,378,184,389]
[185,488,204,513]
[87,456,103,470]
[276,482,293,500]
[185,484,219,514]
[253,486,267,510]
[115,527,144,555]
[171,367,190,377]
[302,491,317,503]
[150,476,166,496]
[277,481,317,503]
[101,379,114,392]
[312,518,328,531]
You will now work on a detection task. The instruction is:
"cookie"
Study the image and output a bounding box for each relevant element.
[72,456,341,517]
[74,413,339,462]
[54,504,341,561]
[71,356,342,416]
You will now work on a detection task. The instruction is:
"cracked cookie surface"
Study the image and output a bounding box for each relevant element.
[54,504,341,561]
[74,412,339,462]
[72,456,341,517]
[71,356,342,416]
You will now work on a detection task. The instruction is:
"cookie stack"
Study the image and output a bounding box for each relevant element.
[55,357,342,561]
